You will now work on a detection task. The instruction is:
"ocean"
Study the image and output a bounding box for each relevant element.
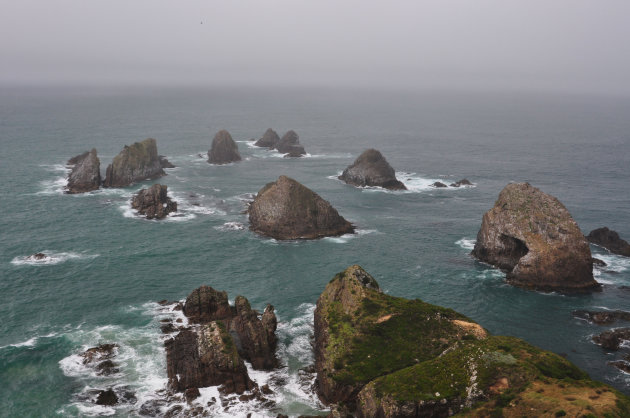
[1,86,629,417]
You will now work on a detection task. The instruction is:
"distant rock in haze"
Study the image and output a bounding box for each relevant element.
[103,138,165,187]
[450,178,473,187]
[275,130,306,157]
[207,130,241,164]
[131,184,177,219]
[66,149,101,193]
[248,175,354,240]
[158,155,175,168]
[472,183,599,292]
[338,149,406,190]
[254,128,280,148]
[587,227,630,257]
[431,181,448,188]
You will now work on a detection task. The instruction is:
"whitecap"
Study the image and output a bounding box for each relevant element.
[323,229,378,244]
[214,222,245,231]
[11,251,99,266]
[456,238,476,251]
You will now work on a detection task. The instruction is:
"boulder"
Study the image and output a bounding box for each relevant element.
[431,181,448,188]
[130,184,177,219]
[572,310,630,325]
[450,178,472,187]
[158,155,175,168]
[103,138,165,187]
[254,128,280,148]
[183,285,233,323]
[248,175,354,240]
[283,144,307,158]
[28,253,47,261]
[587,227,630,257]
[593,328,630,350]
[95,389,118,406]
[338,149,406,190]
[275,130,306,156]
[81,344,119,364]
[208,130,241,164]
[66,149,101,193]
[471,183,599,292]
[314,265,630,417]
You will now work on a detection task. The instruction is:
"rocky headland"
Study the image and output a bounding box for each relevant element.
[339,149,406,190]
[130,184,177,219]
[248,175,354,240]
[207,130,242,164]
[314,265,630,417]
[254,128,280,148]
[103,138,165,187]
[587,227,630,257]
[275,130,306,157]
[66,149,101,193]
[472,182,599,292]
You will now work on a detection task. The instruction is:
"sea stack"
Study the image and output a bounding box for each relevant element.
[339,149,406,190]
[587,227,630,257]
[254,128,280,148]
[248,175,354,240]
[472,183,599,292]
[66,148,101,193]
[103,138,165,187]
[207,130,241,164]
[275,130,306,157]
[130,184,177,219]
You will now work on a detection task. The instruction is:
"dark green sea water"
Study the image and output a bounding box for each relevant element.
[1,87,629,417]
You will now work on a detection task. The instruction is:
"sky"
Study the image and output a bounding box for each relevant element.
[1,0,629,95]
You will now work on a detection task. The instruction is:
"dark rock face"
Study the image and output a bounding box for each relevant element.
[338,149,406,190]
[283,144,307,158]
[472,183,599,292]
[103,138,165,187]
[158,155,175,168]
[29,253,47,260]
[81,344,120,376]
[275,130,306,156]
[593,328,630,350]
[587,227,630,257]
[130,184,177,219]
[254,128,280,148]
[610,360,630,373]
[431,181,448,188]
[573,310,630,325]
[592,257,607,267]
[183,286,233,323]
[95,389,118,406]
[248,175,354,240]
[67,149,101,193]
[450,178,472,187]
[208,130,241,164]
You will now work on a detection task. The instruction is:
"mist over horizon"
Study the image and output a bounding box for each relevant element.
[1,0,629,96]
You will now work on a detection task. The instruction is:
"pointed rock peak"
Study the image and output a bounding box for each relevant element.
[208,130,241,164]
[339,148,406,190]
[254,128,280,148]
[183,285,233,323]
[66,149,101,193]
[103,138,165,187]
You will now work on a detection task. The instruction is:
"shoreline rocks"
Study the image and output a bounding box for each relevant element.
[208,130,241,165]
[587,227,630,257]
[471,183,599,292]
[248,175,354,240]
[254,128,280,148]
[593,328,630,350]
[275,130,306,157]
[338,149,406,190]
[131,184,177,219]
[450,178,472,187]
[103,138,165,187]
[66,149,101,193]
[573,310,630,325]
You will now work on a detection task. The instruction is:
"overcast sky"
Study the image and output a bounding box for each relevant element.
[1,0,629,95]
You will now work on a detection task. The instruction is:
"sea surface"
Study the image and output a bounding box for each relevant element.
[1,86,629,417]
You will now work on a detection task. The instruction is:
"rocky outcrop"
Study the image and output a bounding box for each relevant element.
[593,328,630,350]
[275,130,306,157]
[158,155,175,168]
[81,344,120,376]
[471,183,599,292]
[314,265,630,417]
[103,138,165,187]
[183,286,233,323]
[254,128,280,148]
[338,149,406,190]
[430,181,447,188]
[208,130,241,164]
[450,178,472,187]
[587,227,630,257]
[573,310,630,325]
[130,184,177,219]
[66,149,101,193]
[248,175,354,240]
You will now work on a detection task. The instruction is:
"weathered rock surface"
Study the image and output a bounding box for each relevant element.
[314,265,630,417]
[130,184,177,219]
[275,130,306,156]
[471,183,599,292]
[593,328,630,350]
[208,130,241,164]
[573,310,630,325]
[183,286,233,323]
[610,360,630,374]
[430,181,447,188]
[338,149,406,190]
[95,389,118,406]
[27,253,47,261]
[66,149,101,193]
[81,344,120,376]
[283,144,306,158]
[588,227,630,257]
[158,155,175,168]
[254,128,280,148]
[103,138,165,187]
[450,178,472,187]
[248,175,354,240]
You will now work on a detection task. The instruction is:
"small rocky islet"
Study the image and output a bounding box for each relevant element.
[131,184,177,219]
[253,128,307,157]
[207,129,242,164]
[339,148,407,190]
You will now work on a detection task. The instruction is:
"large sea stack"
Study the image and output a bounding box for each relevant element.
[472,183,599,292]
[130,184,177,219]
[248,175,354,240]
[338,149,406,190]
[103,138,165,187]
[66,149,101,193]
[254,128,280,148]
[314,265,630,417]
[207,130,241,164]
[166,286,277,395]
[275,130,306,157]
[587,227,630,257]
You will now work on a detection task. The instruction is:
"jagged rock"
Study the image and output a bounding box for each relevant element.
[208,130,241,164]
[338,149,406,190]
[254,128,280,148]
[184,387,201,402]
[95,389,118,406]
[593,328,630,350]
[610,360,630,374]
[183,286,233,323]
[592,257,607,267]
[248,175,354,240]
[573,310,630,325]
[450,178,472,187]
[471,183,599,292]
[431,181,447,188]
[283,144,307,158]
[66,149,101,193]
[131,184,177,219]
[275,130,306,156]
[82,344,119,364]
[587,227,630,257]
[28,253,47,261]
[158,155,175,168]
[103,138,165,187]
[95,360,119,376]
[314,265,630,417]
[261,305,278,352]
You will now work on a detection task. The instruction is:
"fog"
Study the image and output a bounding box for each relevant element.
[1,0,629,95]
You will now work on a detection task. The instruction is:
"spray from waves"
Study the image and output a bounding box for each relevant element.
[328,171,475,193]
[456,238,476,251]
[214,222,245,231]
[11,251,99,266]
[36,164,71,195]
[323,229,379,244]
[592,252,630,286]
[118,190,226,222]
[0,332,60,350]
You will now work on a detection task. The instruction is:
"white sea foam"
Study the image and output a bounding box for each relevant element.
[323,229,378,244]
[329,170,475,194]
[11,251,98,266]
[214,222,245,231]
[456,238,476,251]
